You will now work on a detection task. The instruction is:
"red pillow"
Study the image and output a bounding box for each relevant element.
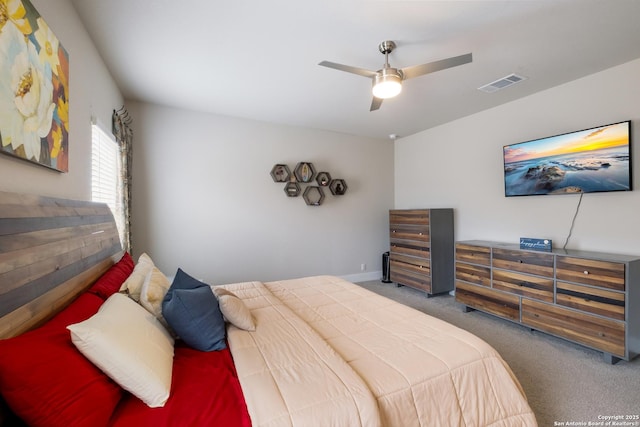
[87,252,134,299]
[0,293,123,427]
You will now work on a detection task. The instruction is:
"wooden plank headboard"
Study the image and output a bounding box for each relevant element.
[0,191,123,339]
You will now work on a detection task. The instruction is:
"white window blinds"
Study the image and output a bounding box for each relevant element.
[91,123,125,247]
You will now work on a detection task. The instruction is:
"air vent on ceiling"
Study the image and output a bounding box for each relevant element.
[478,73,527,93]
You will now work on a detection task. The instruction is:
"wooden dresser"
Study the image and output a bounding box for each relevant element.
[389,209,454,296]
[455,240,640,364]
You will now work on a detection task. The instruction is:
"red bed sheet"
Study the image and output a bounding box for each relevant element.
[109,342,251,427]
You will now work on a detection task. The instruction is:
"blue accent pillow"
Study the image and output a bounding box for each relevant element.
[169,268,209,290]
[162,269,226,352]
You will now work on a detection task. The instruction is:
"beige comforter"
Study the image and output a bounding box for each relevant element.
[222,276,537,427]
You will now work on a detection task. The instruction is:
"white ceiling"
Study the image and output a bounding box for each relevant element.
[70,0,640,140]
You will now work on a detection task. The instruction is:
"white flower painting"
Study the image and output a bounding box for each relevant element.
[0,0,69,172]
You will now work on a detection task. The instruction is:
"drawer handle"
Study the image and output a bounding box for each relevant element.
[518,281,529,287]
[419,232,423,235]
[599,332,606,337]
[584,270,589,275]
[518,260,524,264]
[533,313,540,318]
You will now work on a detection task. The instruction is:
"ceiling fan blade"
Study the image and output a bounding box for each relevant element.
[319,61,377,78]
[401,53,472,80]
[370,96,383,111]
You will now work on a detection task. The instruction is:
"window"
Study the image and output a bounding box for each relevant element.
[91,123,125,247]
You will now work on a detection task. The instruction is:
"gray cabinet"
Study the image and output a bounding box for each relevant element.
[389,209,454,296]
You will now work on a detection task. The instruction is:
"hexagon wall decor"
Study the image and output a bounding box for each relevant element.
[284,182,300,197]
[294,162,316,183]
[271,162,347,205]
[303,186,325,206]
[316,172,331,186]
[329,179,347,195]
[270,164,290,182]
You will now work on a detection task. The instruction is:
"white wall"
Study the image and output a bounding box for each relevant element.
[0,0,123,200]
[128,102,394,284]
[395,59,640,256]
[9,0,636,281]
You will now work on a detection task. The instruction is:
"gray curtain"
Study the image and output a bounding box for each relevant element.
[112,107,133,253]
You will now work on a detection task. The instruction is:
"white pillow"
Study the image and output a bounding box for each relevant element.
[119,253,154,301]
[139,266,171,326]
[67,293,175,408]
[212,287,256,331]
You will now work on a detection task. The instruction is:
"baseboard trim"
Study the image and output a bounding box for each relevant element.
[340,270,383,283]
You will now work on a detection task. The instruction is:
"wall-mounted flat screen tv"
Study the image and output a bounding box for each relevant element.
[503,121,632,197]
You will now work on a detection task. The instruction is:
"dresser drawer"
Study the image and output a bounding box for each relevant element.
[390,242,430,259]
[455,262,491,286]
[390,252,429,268]
[492,248,554,277]
[455,281,520,322]
[556,281,625,321]
[389,209,429,226]
[522,299,625,357]
[556,257,625,291]
[456,244,490,266]
[390,223,430,243]
[391,268,431,293]
[493,269,554,302]
[390,258,431,277]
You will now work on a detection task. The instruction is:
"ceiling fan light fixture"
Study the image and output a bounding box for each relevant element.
[319,40,472,111]
[372,69,403,99]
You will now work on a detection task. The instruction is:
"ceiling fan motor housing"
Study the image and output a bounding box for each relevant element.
[378,40,397,54]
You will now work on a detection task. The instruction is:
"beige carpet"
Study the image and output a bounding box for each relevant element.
[356,280,640,427]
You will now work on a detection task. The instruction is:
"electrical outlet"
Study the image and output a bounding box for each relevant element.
[360,263,366,271]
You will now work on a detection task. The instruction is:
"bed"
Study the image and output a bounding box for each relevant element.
[0,191,537,426]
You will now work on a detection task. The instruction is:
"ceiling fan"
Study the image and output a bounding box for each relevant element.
[319,41,472,111]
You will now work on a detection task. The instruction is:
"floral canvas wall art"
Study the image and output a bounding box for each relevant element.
[0,0,69,172]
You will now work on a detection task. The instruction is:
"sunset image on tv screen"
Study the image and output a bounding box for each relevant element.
[503,121,631,196]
